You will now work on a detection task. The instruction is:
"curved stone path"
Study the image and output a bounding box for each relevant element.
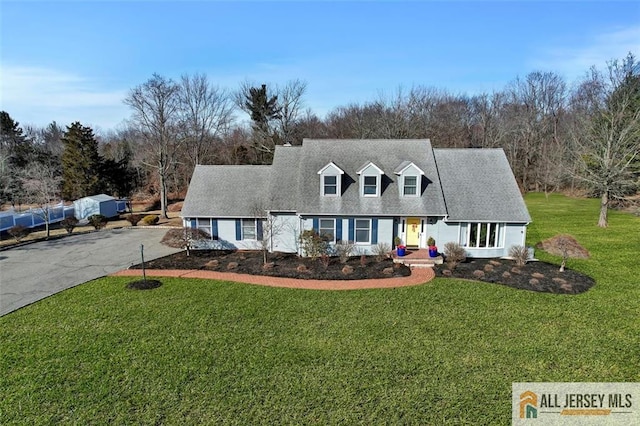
[111,267,435,290]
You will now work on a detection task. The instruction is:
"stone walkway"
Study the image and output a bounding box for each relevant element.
[111,267,435,290]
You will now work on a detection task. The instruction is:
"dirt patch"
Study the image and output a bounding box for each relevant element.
[131,250,411,281]
[126,279,163,290]
[435,258,594,294]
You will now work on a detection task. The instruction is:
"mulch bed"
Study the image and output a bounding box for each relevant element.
[434,258,595,294]
[132,250,595,294]
[132,250,412,280]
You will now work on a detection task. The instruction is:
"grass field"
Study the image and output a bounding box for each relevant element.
[1,193,638,424]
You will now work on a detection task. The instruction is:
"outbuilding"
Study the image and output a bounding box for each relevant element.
[73,194,119,220]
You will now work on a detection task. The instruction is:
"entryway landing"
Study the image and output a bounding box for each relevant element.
[393,248,443,268]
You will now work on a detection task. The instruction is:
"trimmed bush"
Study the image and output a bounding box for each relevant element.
[61,217,79,234]
[509,245,529,266]
[372,242,391,261]
[141,215,159,226]
[126,214,143,226]
[8,225,29,242]
[335,240,355,263]
[443,242,466,269]
[88,214,108,230]
[299,229,329,260]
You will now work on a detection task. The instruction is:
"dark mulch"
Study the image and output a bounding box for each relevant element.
[126,279,163,290]
[434,258,595,294]
[132,249,595,293]
[131,250,412,280]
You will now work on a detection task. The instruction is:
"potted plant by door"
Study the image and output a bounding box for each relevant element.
[395,236,406,257]
[427,236,438,257]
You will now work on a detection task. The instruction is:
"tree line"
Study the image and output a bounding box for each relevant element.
[0,53,638,227]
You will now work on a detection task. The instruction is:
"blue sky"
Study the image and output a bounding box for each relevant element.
[1,1,638,132]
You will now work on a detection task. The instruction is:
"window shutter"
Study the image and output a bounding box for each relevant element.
[257,220,263,241]
[348,218,355,242]
[212,219,218,240]
[235,219,241,240]
[336,219,342,241]
[372,218,378,244]
[312,217,319,233]
[190,219,196,228]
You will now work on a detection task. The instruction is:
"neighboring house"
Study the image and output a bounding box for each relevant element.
[181,139,531,258]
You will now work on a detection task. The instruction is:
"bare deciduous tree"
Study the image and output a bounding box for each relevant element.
[20,163,62,238]
[571,54,640,227]
[178,73,235,167]
[124,74,181,218]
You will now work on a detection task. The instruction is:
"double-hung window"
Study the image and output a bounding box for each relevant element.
[403,176,417,196]
[323,175,337,195]
[242,218,257,240]
[363,176,377,196]
[355,219,371,243]
[319,218,336,242]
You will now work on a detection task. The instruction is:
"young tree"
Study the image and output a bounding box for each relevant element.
[20,163,62,238]
[572,53,640,227]
[252,203,284,264]
[61,122,102,200]
[124,74,181,218]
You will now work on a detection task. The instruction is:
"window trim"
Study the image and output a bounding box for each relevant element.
[355,218,371,244]
[403,175,418,196]
[319,218,336,243]
[363,175,378,197]
[241,218,257,240]
[465,222,503,248]
[323,175,338,196]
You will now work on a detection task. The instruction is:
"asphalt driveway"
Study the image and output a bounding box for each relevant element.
[0,228,180,316]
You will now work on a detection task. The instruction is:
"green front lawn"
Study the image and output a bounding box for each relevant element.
[1,193,638,424]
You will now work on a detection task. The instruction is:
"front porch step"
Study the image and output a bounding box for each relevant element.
[393,255,443,267]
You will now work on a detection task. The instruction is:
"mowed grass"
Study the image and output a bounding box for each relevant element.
[1,193,638,424]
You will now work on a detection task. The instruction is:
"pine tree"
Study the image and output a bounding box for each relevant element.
[61,122,102,200]
[0,111,32,206]
[242,84,282,163]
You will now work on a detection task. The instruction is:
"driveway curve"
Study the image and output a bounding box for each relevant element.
[0,228,180,316]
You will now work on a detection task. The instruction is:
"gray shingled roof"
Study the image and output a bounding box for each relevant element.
[181,165,271,217]
[433,148,531,222]
[294,139,447,216]
[181,140,530,223]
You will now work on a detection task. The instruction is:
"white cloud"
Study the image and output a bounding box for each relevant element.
[0,65,129,130]
[532,25,640,82]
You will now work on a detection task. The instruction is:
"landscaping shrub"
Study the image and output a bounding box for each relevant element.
[443,242,466,269]
[372,242,391,261]
[61,217,79,234]
[125,214,143,226]
[161,228,209,255]
[141,215,159,226]
[509,245,529,266]
[299,229,330,260]
[335,240,355,263]
[87,214,108,230]
[8,225,29,242]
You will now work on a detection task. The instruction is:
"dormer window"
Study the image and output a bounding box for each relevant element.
[357,161,384,197]
[363,176,377,195]
[318,161,344,197]
[403,176,417,195]
[394,161,424,197]
[323,175,337,195]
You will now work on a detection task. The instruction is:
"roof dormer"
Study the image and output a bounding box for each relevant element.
[394,161,424,197]
[318,161,344,196]
[356,161,384,197]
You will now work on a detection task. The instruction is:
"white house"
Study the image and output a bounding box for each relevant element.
[180,139,531,258]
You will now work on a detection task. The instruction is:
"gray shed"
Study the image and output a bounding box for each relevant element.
[73,194,119,220]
